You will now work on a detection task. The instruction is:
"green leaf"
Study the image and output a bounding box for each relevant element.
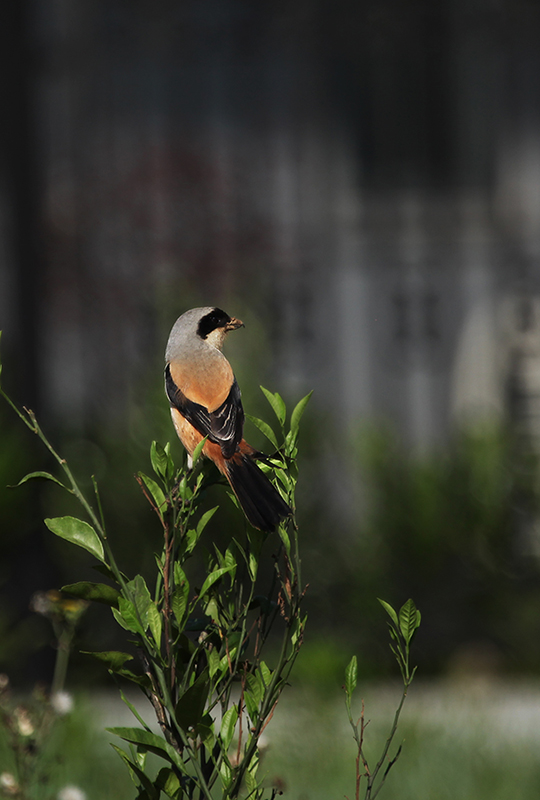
[126,575,152,630]
[245,414,279,450]
[110,744,159,797]
[260,386,286,428]
[197,506,218,537]
[107,727,185,771]
[155,767,182,799]
[217,651,231,676]
[147,602,162,647]
[389,642,401,663]
[399,598,421,644]
[245,751,260,795]
[128,574,152,605]
[245,673,264,722]
[62,581,120,606]
[288,616,304,656]
[81,650,134,671]
[175,672,210,731]
[278,524,291,556]
[119,688,153,730]
[284,430,298,457]
[111,578,152,636]
[220,706,238,751]
[248,550,258,582]
[113,599,145,635]
[150,441,174,482]
[220,758,233,787]
[138,472,167,515]
[244,771,257,795]
[198,565,235,600]
[177,475,191,501]
[184,528,197,555]
[115,669,150,688]
[173,562,187,585]
[275,469,291,493]
[10,471,67,490]
[135,749,148,771]
[290,390,313,437]
[345,655,358,697]
[185,507,219,556]
[191,435,208,467]
[223,546,237,584]
[378,598,399,628]
[206,646,221,678]
[44,516,104,562]
[171,580,190,629]
[203,596,220,624]
[225,631,242,661]
[259,660,272,688]
[196,714,215,749]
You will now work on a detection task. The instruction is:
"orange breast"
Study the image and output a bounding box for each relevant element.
[168,354,233,412]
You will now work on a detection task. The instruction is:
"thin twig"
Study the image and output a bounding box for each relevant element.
[235,674,246,767]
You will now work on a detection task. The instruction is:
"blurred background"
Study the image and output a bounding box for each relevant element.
[2,0,540,696]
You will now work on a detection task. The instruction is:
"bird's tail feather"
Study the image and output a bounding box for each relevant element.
[224,454,291,532]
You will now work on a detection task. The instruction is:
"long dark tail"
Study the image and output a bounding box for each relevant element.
[224,454,291,532]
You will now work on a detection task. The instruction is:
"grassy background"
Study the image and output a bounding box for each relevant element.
[3,679,540,799]
[260,679,540,800]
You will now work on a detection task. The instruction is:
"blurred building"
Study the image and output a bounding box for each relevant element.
[1,0,540,452]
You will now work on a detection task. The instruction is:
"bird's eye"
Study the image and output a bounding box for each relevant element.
[197,308,231,339]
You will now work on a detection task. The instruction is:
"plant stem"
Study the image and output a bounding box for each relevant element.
[50,627,72,697]
[367,684,408,799]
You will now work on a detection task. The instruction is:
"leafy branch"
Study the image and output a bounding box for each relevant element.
[344,598,421,800]
[1,336,311,800]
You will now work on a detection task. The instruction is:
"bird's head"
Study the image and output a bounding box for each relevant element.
[195,307,244,350]
[166,306,244,361]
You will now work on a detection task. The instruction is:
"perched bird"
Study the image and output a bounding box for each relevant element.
[165,307,291,531]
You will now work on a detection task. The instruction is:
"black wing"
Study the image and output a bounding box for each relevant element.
[165,364,244,459]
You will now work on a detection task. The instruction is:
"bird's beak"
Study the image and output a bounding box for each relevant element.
[226,317,244,331]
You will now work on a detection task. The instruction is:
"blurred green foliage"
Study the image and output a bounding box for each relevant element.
[344,421,540,675]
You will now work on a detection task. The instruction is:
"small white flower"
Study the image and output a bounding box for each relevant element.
[14,707,34,736]
[29,590,51,616]
[51,691,74,715]
[0,772,19,795]
[57,786,87,800]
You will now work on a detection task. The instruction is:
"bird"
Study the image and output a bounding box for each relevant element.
[164,307,291,532]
